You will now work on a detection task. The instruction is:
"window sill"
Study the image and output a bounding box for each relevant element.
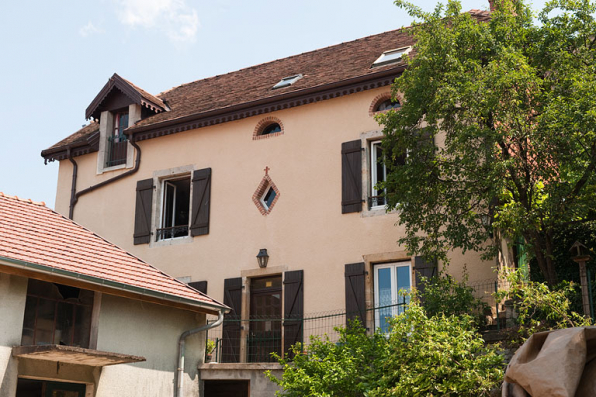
[97,162,127,175]
[151,234,193,248]
[362,205,397,218]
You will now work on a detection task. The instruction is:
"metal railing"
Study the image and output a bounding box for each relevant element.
[105,134,128,167]
[155,225,189,241]
[204,301,407,364]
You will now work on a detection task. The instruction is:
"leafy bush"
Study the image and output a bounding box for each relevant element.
[267,303,504,397]
[497,270,592,346]
[266,321,384,397]
[369,304,503,397]
[420,270,489,325]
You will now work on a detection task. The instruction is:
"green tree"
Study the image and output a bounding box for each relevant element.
[378,0,596,285]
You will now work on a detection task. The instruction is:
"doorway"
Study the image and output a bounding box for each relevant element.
[248,275,282,362]
[16,378,87,397]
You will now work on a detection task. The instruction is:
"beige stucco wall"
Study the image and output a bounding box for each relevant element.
[54,87,498,318]
[0,273,27,397]
[0,273,206,397]
[95,294,205,397]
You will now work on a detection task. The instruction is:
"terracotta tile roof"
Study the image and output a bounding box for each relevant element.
[0,193,226,312]
[41,10,490,160]
[122,77,166,112]
[44,121,99,154]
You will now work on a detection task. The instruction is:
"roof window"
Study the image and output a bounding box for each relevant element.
[273,74,303,90]
[372,47,412,68]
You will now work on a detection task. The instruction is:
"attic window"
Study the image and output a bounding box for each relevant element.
[372,47,412,68]
[273,74,303,90]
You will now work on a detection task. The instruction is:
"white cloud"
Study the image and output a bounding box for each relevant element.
[114,0,199,43]
[79,21,103,37]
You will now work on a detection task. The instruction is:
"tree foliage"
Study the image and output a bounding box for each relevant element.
[497,270,592,346]
[378,0,596,285]
[266,303,504,397]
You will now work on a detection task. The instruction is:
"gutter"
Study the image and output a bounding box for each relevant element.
[175,311,225,397]
[69,138,141,219]
[0,256,228,314]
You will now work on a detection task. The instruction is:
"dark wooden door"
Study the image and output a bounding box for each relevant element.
[248,276,282,362]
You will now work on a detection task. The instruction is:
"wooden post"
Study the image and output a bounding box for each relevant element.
[578,261,591,317]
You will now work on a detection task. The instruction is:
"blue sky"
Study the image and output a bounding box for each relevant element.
[0,0,547,209]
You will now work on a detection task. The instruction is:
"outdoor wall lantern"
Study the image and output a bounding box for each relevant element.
[257,249,269,268]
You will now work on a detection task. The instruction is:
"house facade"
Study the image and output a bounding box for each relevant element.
[41,10,503,396]
[0,193,228,397]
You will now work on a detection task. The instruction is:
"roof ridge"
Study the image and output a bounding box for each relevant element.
[0,192,46,206]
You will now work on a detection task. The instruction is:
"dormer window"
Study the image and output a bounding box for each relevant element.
[272,74,303,90]
[105,110,129,167]
[372,47,412,68]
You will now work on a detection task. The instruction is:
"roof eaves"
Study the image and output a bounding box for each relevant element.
[127,65,406,139]
[0,256,230,315]
[85,74,166,120]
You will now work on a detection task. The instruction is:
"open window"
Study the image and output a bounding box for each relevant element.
[369,141,406,209]
[105,110,129,168]
[157,177,191,241]
[21,279,94,348]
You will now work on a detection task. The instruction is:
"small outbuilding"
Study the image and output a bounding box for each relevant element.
[0,193,228,397]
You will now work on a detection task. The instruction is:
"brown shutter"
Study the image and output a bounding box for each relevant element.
[221,277,242,363]
[190,168,211,236]
[341,140,363,213]
[133,178,153,245]
[283,270,303,358]
[189,281,207,294]
[345,262,366,328]
[413,256,437,305]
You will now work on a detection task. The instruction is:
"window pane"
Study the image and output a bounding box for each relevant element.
[73,305,92,348]
[263,188,276,208]
[55,302,74,345]
[35,298,56,345]
[377,267,393,333]
[396,266,411,314]
[21,296,37,345]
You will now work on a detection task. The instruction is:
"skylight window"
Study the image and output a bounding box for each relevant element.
[372,47,412,68]
[272,74,303,90]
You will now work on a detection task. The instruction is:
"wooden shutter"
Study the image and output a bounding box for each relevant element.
[341,140,363,214]
[413,256,437,304]
[190,168,211,236]
[133,178,153,245]
[283,270,303,358]
[189,281,207,294]
[221,277,242,363]
[345,262,366,328]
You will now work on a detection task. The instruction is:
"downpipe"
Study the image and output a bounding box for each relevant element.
[175,310,225,397]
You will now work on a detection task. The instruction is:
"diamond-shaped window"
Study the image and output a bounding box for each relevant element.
[252,174,280,215]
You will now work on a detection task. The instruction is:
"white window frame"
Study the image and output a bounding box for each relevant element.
[370,141,387,210]
[260,185,276,210]
[372,46,412,67]
[157,175,192,241]
[374,261,412,332]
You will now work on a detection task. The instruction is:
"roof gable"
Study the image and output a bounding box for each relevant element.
[85,73,166,120]
[0,193,226,314]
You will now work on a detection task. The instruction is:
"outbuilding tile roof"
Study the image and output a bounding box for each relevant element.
[0,193,225,311]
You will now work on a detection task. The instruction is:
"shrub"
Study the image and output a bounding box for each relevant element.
[267,303,504,397]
